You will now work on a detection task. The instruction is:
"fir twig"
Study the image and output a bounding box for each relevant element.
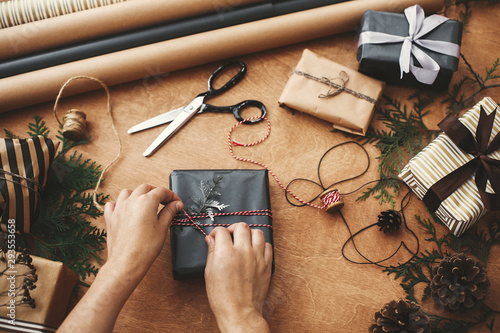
[443,54,500,114]
[353,93,437,207]
[4,116,107,282]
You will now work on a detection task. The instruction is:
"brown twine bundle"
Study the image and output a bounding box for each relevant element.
[53,76,122,212]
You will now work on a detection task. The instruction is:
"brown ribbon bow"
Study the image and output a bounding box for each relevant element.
[423,106,500,212]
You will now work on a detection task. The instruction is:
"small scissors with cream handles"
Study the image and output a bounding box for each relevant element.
[128,61,267,157]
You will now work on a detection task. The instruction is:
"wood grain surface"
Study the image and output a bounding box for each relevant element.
[1,2,500,332]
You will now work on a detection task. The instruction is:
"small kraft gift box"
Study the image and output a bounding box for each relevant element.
[0,252,78,330]
[357,4,463,90]
[169,169,274,280]
[279,49,384,136]
[399,97,500,237]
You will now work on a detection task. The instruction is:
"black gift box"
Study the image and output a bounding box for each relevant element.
[357,9,462,90]
[169,169,274,280]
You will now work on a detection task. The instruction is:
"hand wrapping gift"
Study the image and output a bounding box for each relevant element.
[399,97,500,236]
[169,169,274,280]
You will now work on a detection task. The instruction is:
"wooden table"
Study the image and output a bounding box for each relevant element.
[1,2,499,332]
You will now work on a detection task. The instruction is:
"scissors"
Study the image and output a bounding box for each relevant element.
[128,61,267,157]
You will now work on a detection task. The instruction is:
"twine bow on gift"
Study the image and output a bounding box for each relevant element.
[358,4,460,85]
[423,106,500,212]
[292,70,377,104]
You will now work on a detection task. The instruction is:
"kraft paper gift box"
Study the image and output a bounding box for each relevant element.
[0,253,78,329]
[0,136,59,234]
[278,49,384,136]
[169,169,274,280]
[357,5,462,90]
[399,97,500,236]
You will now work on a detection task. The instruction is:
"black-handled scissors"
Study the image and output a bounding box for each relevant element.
[128,61,267,156]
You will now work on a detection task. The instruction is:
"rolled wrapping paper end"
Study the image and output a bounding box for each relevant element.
[320,188,344,213]
[0,0,445,112]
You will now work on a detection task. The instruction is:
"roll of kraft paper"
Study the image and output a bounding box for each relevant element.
[0,0,350,78]
[0,0,267,62]
[0,0,126,29]
[0,0,444,112]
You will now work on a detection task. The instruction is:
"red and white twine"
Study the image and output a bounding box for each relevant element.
[228,116,342,210]
[173,209,273,236]
[320,189,343,207]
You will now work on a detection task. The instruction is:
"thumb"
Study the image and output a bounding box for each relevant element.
[158,201,183,227]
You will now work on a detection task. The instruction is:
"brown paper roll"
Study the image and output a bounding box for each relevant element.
[0,0,266,61]
[0,0,444,112]
[0,0,126,30]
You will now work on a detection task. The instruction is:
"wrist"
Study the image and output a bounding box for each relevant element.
[99,260,146,297]
[216,308,270,333]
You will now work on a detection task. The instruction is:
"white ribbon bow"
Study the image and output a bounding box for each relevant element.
[358,5,460,85]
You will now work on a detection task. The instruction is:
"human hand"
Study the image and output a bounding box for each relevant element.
[103,184,183,280]
[204,223,273,333]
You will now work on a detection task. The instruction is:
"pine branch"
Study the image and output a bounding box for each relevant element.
[3,129,18,139]
[443,0,500,29]
[26,115,49,137]
[444,54,500,114]
[189,176,229,214]
[4,116,108,282]
[353,93,436,206]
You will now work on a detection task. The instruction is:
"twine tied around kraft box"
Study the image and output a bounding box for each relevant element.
[357,4,463,90]
[399,97,500,237]
[279,49,385,136]
[169,169,274,280]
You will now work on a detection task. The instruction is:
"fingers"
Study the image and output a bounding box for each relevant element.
[205,235,216,263]
[264,243,273,267]
[116,188,132,204]
[228,223,252,248]
[131,183,156,196]
[210,223,271,257]
[103,202,115,224]
[209,226,234,249]
[251,229,266,255]
[158,200,183,227]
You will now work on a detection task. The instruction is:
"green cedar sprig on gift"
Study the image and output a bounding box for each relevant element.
[5,116,107,283]
[384,214,500,332]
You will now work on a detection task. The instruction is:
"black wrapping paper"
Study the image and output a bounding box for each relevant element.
[357,9,462,90]
[169,169,274,280]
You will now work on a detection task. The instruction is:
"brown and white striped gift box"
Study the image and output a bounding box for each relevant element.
[399,97,500,236]
[0,136,59,234]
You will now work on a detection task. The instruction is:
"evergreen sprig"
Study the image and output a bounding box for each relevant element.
[354,93,437,206]
[384,214,500,332]
[5,116,107,283]
[188,176,229,220]
[443,54,500,114]
[443,0,500,28]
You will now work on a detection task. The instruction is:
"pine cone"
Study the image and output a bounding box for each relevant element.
[369,299,429,333]
[430,252,490,312]
[376,210,402,234]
